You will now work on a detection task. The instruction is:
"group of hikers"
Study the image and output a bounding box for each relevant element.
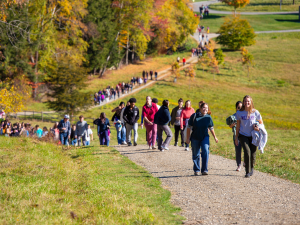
[0,95,267,178]
[199,5,209,20]
[93,71,159,105]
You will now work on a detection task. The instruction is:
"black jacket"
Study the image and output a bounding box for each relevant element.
[123,106,140,125]
[154,106,171,126]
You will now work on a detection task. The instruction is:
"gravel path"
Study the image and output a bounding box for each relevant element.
[192,0,298,15]
[115,144,300,224]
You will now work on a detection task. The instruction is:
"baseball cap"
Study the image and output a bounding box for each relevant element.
[64,115,70,119]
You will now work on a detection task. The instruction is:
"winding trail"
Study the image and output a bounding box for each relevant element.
[115,144,300,224]
[192,0,298,15]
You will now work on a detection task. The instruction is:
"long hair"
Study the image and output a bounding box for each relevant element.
[240,95,255,116]
[199,101,211,115]
[184,100,191,109]
[100,112,106,123]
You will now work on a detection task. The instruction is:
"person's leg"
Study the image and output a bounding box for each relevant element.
[105,130,109,146]
[191,139,201,173]
[239,135,251,175]
[60,133,64,145]
[121,124,126,143]
[126,124,132,144]
[162,125,173,148]
[152,124,157,147]
[77,135,82,146]
[145,124,152,147]
[174,125,180,144]
[157,125,163,149]
[180,128,184,146]
[249,139,257,172]
[63,133,68,145]
[86,141,90,146]
[234,140,242,167]
[200,136,210,173]
[115,123,122,144]
[133,123,138,144]
[99,131,104,145]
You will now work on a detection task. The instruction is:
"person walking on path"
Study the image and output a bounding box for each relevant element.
[85,124,93,146]
[171,98,184,147]
[186,102,218,176]
[154,100,173,151]
[75,115,88,146]
[183,57,186,66]
[123,98,140,146]
[97,112,110,146]
[150,71,153,80]
[180,100,195,151]
[199,5,204,14]
[112,102,126,145]
[142,70,145,79]
[155,71,158,81]
[227,101,243,171]
[235,95,263,178]
[120,101,130,145]
[58,115,71,146]
[142,96,159,149]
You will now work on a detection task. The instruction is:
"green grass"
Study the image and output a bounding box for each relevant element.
[209,0,300,12]
[0,136,183,224]
[198,13,300,33]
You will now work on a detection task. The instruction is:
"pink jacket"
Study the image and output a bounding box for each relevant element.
[180,107,195,129]
[142,103,158,124]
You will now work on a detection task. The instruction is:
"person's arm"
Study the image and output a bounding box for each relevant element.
[209,128,218,143]
[123,108,129,124]
[68,122,71,137]
[134,108,140,124]
[235,120,240,146]
[75,122,78,138]
[90,130,93,141]
[180,110,184,130]
[186,127,191,144]
[229,123,236,128]
[111,106,119,113]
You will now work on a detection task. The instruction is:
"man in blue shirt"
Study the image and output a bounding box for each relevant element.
[58,115,71,145]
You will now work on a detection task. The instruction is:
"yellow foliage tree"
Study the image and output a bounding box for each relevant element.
[172,61,180,82]
[220,0,250,15]
[199,40,219,80]
[241,47,254,80]
[0,78,30,114]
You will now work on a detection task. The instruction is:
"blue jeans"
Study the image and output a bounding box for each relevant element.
[85,141,90,146]
[71,139,77,146]
[60,133,69,145]
[121,124,126,143]
[191,136,210,173]
[99,130,109,146]
[234,140,242,166]
[115,123,122,144]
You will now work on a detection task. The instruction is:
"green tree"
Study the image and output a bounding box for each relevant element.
[45,60,91,116]
[215,49,226,66]
[216,16,256,51]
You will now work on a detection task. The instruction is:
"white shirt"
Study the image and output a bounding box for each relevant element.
[86,128,93,141]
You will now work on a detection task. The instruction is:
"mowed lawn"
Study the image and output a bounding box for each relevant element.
[84,32,300,184]
[209,0,300,12]
[0,136,183,224]
[198,13,300,33]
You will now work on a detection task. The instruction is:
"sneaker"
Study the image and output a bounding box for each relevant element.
[122,141,127,145]
[152,146,156,149]
[185,147,189,151]
[134,142,137,146]
[128,142,132,146]
[174,142,178,147]
[164,147,169,150]
[245,173,251,178]
[181,143,185,147]
[202,172,208,175]
[236,165,241,171]
[160,148,164,152]
[149,146,151,149]
[194,172,200,176]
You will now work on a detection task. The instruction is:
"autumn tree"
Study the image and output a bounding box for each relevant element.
[220,0,250,15]
[171,61,180,82]
[241,47,254,80]
[217,16,256,51]
[215,49,226,66]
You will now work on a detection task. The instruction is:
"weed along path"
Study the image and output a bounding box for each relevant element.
[115,144,300,224]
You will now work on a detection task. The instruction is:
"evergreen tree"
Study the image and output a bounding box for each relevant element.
[45,60,92,116]
[85,0,120,77]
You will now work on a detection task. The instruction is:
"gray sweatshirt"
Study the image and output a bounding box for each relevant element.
[75,121,88,136]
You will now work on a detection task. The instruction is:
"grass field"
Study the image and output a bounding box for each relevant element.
[0,136,183,224]
[209,0,300,12]
[198,13,300,33]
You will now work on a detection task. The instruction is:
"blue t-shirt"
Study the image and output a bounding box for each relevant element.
[188,113,214,141]
[236,110,262,137]
[36,129,43,138]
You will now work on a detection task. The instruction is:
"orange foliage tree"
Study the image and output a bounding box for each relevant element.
[220,0,250,15]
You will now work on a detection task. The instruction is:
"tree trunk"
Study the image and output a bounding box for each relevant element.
[126,33,129,65]
[33,51,39,99]
[93,68,96,75]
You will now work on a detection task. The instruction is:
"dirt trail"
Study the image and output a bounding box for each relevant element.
[115,144,300,224]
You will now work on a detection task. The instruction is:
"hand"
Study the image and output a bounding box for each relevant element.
[62,127,66,130]
[98,134,100,137]
[214,137,218,143]
[229,122,236,128]
[181,127,183,130]
[253,124,259,131]
[68,136,70,139]
[186,140,190,145]
[140,124,143,128]
[235,139,239,146]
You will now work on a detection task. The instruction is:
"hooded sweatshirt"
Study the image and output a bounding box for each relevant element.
[76,120,88,136]
[180,107,195,129]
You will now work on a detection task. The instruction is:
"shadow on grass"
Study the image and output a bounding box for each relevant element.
[275,19,300,23]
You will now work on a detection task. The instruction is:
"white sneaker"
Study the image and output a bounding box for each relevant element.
[185,147,189,151]
[122,141,127,145]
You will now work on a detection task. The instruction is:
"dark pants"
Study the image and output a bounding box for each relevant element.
[234,140,242,167]
[157,125,173,149]
[99,130,109,146]
[239,134,257,174]
[174,125,184,145]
